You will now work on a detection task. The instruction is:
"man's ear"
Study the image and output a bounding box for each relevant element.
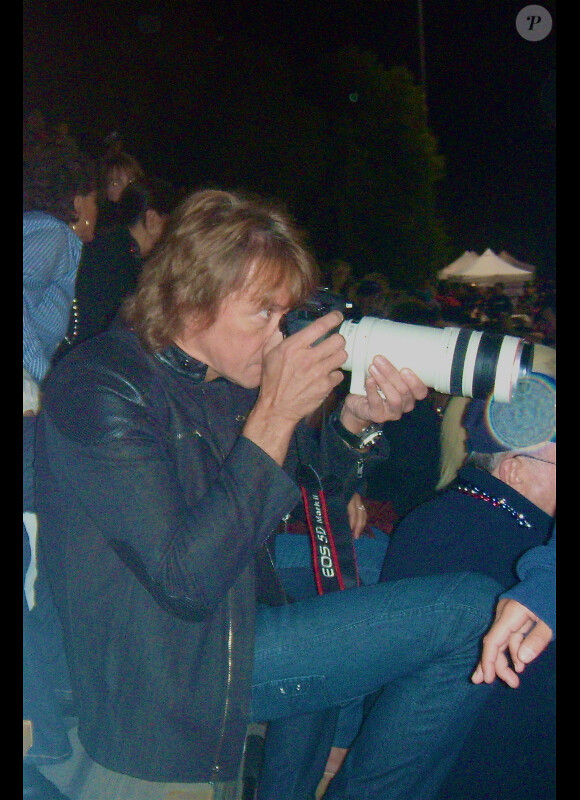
[496,455,523,489]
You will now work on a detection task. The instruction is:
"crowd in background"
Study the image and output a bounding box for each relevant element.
[24,108,556,355]
[322,257,556,347]
[23,112,556,800]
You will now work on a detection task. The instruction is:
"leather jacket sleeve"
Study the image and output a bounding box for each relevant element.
[37,339,300,621]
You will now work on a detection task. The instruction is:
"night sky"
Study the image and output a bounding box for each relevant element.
[23,0,556,279]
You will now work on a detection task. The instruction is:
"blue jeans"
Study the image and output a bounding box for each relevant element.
[251,571,501,800]
[273,529,390,752]
[23,415,73,765]
[274,529,390,595]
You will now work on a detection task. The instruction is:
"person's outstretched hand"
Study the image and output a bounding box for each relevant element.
[342,355,428,431]
[471,597,553,688]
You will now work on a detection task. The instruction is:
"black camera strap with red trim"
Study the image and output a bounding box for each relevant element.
[296,463,360,595]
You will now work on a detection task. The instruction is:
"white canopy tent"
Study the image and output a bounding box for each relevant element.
[499,250,536,275]
[437,250,478,280]
[439,248,534,286]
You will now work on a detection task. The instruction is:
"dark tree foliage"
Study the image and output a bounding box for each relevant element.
[303,48,451,288]
[24,5,451,290]
[171,42,451,290]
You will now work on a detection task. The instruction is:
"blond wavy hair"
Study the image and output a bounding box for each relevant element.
[123,189,319,351]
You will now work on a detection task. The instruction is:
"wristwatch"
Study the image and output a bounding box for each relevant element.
[329,408,383,451]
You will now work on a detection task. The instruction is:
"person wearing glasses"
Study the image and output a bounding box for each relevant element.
[380,372,556,586]
[373,372,555,800]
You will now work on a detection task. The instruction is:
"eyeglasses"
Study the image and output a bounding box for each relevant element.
[516,454,556,466]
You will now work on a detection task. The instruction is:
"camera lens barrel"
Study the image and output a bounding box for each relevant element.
[339,317,533,402]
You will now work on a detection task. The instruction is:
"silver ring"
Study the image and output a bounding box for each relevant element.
[357,505,366,511]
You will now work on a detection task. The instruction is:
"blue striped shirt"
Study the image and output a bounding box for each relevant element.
[23,211,82,382]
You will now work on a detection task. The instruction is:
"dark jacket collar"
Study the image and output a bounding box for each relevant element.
[154,343,209,383]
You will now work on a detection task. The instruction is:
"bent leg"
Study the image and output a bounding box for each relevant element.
[252,571,500,800]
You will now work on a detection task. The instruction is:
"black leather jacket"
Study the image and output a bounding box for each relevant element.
[35,326,377,782]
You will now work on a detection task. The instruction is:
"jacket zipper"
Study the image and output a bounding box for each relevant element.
[211,596,235,779]
[198,384,266,778]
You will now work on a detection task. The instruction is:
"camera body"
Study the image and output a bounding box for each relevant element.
[281,288,533,402]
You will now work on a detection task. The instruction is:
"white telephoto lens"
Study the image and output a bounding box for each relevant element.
[340,317,456,395]
[339,317,530,401]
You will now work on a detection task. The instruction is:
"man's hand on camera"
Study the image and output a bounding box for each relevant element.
[341,355,428,434]
[244,311,347,465]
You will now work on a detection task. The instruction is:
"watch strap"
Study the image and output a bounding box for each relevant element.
[329,408,382,451]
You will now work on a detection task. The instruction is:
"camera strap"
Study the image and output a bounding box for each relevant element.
[296,463,360,595]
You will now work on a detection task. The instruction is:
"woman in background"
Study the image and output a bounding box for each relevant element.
[23,141,97,800]
[54,176,179,361]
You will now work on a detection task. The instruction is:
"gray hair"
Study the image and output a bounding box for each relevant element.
[465,444,554,475]
[463,451,506,474]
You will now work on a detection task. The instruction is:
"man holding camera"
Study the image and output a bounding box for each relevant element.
[35,189,502,800]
